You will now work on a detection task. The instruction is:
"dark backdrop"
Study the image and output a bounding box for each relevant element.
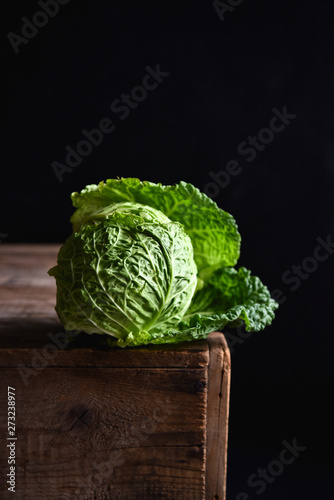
[2,1,333,498]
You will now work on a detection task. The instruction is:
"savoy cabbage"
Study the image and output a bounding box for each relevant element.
[48,178,278,346]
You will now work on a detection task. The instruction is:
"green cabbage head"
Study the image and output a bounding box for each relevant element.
[48,203,198,346]
[49,178,279,347]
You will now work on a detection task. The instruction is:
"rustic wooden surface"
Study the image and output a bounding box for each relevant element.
[206,333,231,500]
[0,244,231,500]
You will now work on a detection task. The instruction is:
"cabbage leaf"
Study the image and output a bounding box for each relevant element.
[70,178,241,278]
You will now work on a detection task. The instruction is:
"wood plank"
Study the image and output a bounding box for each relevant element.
[0,343,210,369]
[0,243,60,287]
[0,365,208,499]
[0,244,60,328]
[206,332,231,500]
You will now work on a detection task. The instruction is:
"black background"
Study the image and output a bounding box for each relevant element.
[2,1,334,498]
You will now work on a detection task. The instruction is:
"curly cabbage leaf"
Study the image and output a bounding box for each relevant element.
[70,177,241,278]
[108,266,278,347]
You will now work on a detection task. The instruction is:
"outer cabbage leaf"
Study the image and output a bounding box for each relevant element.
[70,178,241,277]
[109,267,278,347]
[48,212,197,344]
[83,201,171,226]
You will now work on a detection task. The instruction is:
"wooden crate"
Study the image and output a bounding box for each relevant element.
[0,245,231,500]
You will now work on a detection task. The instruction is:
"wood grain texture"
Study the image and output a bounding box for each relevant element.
[1,366,208,499]
[0,244,231,499]
[206,333,231,500]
